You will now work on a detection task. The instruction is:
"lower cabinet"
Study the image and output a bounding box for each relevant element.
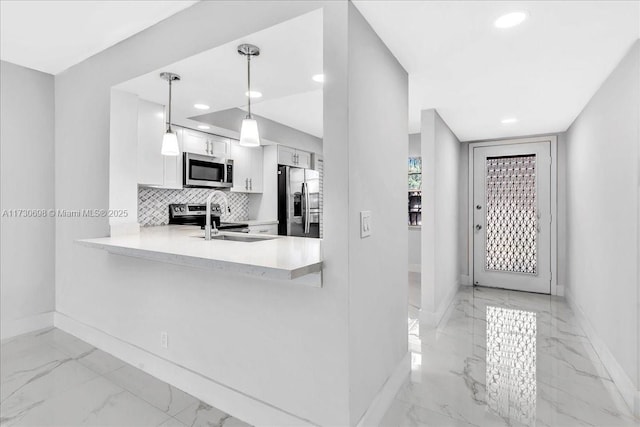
[247,224,278,235]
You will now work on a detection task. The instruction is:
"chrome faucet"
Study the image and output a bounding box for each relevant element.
[205,190,230,240]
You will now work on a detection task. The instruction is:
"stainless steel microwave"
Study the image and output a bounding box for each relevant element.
[183,152,233,188]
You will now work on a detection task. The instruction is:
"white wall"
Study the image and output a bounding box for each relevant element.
[346,3,408,424]
[0,61,55,339]
[421,109,462,325]
[564,40,639,416]
[408,132,420,157]
[55,3,350,425]
[109,90,140,235]
[458,140,469,282]
[53,1,407,425]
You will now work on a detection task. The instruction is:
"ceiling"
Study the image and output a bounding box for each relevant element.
[2,1,638,141]
[0,0,198,74]
[354,0,640,141]
[115,9,323,138]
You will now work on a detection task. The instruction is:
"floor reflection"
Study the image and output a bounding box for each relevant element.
[383,285,638,426]
[486,306,537,425]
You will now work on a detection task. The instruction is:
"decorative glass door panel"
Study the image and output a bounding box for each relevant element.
[473,143,551,293]
[485,155,537,274]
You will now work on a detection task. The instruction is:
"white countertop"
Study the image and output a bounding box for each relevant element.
[76,225,322,284]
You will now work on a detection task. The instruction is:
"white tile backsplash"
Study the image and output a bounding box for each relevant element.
[138,187,248,226]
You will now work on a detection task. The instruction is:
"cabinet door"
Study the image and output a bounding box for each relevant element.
[295,150,311,169]
[230,142,250,192]
[247,146,263,193]
[278,145,297,167]
[182,129,209,155]
[209,134,230,157]
[137,100,165,186]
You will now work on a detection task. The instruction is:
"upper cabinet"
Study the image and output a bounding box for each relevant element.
[182,129,229,158]
[137,100,182,189]
[230,142,263,193]
[277,145,311,169]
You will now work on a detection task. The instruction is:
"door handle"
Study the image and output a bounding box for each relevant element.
[245,178,248,190]
[475,224,482,231]
[302,182,310,233]
[249,178,252,191]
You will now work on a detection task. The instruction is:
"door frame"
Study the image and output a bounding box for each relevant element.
[467,135,560,295]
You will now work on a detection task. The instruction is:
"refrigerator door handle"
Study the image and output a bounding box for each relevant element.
[303,182,310,233]
[285,167,291,236]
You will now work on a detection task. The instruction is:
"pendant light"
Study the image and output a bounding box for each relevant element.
[237,44,260,147]
[160,72,181,156]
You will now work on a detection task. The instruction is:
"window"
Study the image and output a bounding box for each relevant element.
[408,157,422,225]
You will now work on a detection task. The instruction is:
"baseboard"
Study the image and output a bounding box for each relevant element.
[54,312,315,427]
[408,263,421,273]
[356,351,410,427]
[420,283,460,327]
[1,311,54,341]
[565,288,639,418]
[459,274,471,286]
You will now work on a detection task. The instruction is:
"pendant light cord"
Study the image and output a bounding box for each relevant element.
[246,54,252,119]
[167,78,173,133]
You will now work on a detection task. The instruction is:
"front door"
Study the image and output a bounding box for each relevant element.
[472,142,551,294]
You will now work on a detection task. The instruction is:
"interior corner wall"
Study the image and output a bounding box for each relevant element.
[420,109,462,325]
[564,40,639,415]
[0,61,55,339]
[346,3,409,424]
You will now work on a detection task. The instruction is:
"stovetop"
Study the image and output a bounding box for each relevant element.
[168,203,248,229]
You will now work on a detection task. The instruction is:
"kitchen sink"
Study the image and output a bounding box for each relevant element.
[208,234,277,242]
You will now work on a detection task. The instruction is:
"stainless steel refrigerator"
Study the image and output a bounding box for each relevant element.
[278,165,320,238]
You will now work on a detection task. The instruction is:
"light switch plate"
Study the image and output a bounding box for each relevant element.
[360,211,372,238]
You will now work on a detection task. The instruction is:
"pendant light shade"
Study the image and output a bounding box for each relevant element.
[240,118,260,147]
[161,131,180,155]
[237,44,260,147]
[160,72,181,156]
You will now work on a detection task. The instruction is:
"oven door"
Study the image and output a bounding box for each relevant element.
[184,153,232,188]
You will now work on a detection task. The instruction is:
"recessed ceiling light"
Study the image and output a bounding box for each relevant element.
[245,91,262,98]
[501,117,518,124]
[494,12,528,29]
[194,103,210,110]
[312,74,325,83]
[197,125,210,130]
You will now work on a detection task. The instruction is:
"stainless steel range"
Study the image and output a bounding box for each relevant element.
[168,204,248,232]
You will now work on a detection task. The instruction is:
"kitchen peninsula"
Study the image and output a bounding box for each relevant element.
[78,225,322,285]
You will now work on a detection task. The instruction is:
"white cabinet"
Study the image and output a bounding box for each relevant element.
[230,142,263,193]
[247,224,278,235]
[137,100,182,189]
[182,129,229,157]
[277,145,311,169]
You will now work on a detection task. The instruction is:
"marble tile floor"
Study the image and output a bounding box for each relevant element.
[0,328,252,427]
[382,286,640,427]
